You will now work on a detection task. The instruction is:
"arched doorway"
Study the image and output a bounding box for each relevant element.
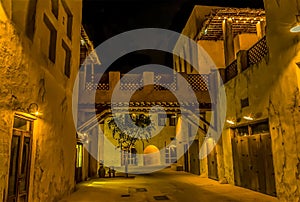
[144,145,160,166]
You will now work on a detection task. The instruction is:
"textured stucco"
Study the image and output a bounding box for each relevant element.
[220,0,300,200]
[0,0,82,201]
[198,40,225,68]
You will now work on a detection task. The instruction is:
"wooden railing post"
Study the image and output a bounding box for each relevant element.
[237,50,248,73]
[109,71,120,93]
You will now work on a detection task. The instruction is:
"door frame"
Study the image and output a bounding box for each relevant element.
[7,114,34,202]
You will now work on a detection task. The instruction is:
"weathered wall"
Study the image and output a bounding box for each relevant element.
[264,0,300,200]
[221,0,300,200]
[234,33,259,56]
[0,0,82,201]
[198,40,225,68]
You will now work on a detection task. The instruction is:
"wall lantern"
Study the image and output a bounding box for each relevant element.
[243,115,254,121]
[15,102,40,117]
[226,120,235,125]
[28,103,40,116]
[290,15,300,33]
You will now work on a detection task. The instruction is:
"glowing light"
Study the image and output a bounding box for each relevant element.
[243,116,253,121]
[34,111,39,116]
[290,23,300,33]
[226,120,235,125]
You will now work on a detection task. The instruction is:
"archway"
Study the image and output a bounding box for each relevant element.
[143,145,160,166]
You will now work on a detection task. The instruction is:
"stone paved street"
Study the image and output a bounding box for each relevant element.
[60,169,278,202]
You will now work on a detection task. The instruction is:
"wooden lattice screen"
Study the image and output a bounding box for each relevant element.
[225,60,238,83]
[247,36,268,68]
[154,73,177,91]
[187,74,209,91]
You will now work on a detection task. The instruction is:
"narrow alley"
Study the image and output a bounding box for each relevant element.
[60,169,278,202]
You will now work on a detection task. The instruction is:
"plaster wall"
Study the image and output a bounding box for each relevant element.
[0,1,82,201]
[233,33,259,56]
[198,40,225,68]
[222,0,300,199]
[263,0,300,200]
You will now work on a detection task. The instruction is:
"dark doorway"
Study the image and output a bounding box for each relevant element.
[8,115,33,202]
[207,139,218,180]
[184,144,189,172]
[232,133,276,196]
[231,121,276,196]
[189,140,200,175]
[75,143,83,183]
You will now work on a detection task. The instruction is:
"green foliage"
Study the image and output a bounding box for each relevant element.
[108,113,155,150]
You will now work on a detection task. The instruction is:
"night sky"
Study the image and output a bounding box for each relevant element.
[82,0,264,72]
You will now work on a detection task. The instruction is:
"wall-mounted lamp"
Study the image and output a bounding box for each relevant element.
[290,15,300,32]
[28,103,40,116]
[226,120,235,125]
[15,102,40,117]
[243,115,254,121]
[77,132,89,144]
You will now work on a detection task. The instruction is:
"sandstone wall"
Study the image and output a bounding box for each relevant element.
[0,0,82,201]
[221,0,300,199]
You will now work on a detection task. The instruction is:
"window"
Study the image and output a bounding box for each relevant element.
[25,0,37,40]
[158,114,167,126]
[121,149,137,166]
[61,0,73,40]
[234,120,269,136]
[51,0,58,18]
[43,14,57,63]
[165,145,177,164]
[241,97,249,108]
[62,40,71,78]
[168,114,177,126]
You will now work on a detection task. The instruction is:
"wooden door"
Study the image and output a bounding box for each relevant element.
[184,144,189,172]
[207,139,218,180]
[75,143,83,183]
[232,133,276,196]
[189,140,200,175]
[8,116,33,202]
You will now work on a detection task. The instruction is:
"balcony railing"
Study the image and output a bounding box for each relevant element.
[224,36,268,83]
[225,60,238,83]
[154,73,177,91]
[120,74,143,91]
[187,74,209,91]
[247,36,268,68]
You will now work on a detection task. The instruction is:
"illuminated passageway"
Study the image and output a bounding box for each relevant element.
[60,168,278,202]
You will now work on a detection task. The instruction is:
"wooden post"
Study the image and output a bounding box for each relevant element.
[109,71,120,95]
[256,21,266,39]
[222,19,235,66]
[236,50,248,73]
[143,71,154,91]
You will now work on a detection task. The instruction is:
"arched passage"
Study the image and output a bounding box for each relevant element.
[143,145,160,166]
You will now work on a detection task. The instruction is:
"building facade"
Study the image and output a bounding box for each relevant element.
[175,2,300,201]
[0,0,82,201]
